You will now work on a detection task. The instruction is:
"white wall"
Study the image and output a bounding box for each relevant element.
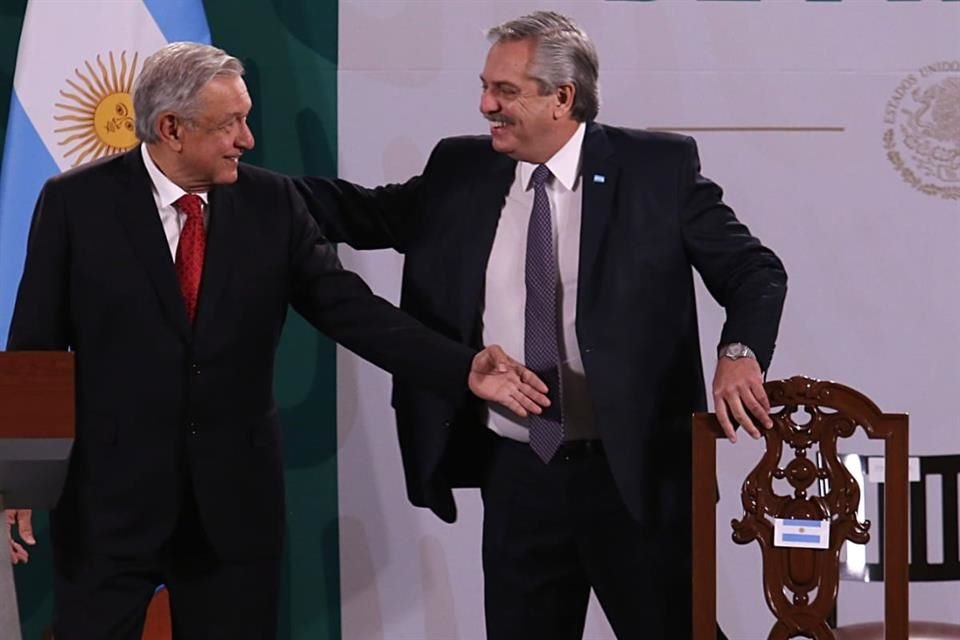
[336,1,960,638]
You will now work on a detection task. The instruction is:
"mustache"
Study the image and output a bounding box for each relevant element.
[484,114,513,126]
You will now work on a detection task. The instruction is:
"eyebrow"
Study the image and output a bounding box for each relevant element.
[480,77,521,91]
[217,111,247,124]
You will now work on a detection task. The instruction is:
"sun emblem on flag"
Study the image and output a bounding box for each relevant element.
[54,51,140,167]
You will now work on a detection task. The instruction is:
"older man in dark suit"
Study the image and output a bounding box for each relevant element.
[298,11,787,640]
[4,42,547,639]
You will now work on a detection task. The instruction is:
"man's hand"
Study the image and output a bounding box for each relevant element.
[712,357,773,443]
[6,509,35,565]
[469,345,551,418]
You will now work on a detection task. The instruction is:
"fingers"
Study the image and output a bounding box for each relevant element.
[504,396,536,418]
[499,396,529,418]
[474,347,549,395]
[6,510,37,565]
[513,386,546,415]
[8,510,32,565]
[9,540,29,565]
[517,382,550,408]
[489,373,551,417]
[742,383,772,430]
[502,368,550,411]
[494,378,550,417]
[713,357,773,443]
[16,510,35,546]
[719,377,772,440]
[751,380,773,425]
[726,393,762,440]
[519,369,549,394]
[715,396,737,443]
[468,347,553,419]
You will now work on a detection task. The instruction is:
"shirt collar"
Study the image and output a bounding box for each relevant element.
[140,142,208,208]
[519,121,586,192]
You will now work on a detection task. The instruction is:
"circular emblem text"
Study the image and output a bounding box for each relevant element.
[883,61,960,200]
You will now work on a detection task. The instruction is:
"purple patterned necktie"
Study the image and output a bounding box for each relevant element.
[525,164,564,463]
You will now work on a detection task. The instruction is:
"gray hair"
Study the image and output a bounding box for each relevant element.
[487,11,599,122]
[133,42,244,143]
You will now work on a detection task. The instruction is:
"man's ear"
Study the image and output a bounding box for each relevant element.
[554,84,576,119]
[155,113,183,151]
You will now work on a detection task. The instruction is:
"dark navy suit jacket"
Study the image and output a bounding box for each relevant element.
[298,123,787,532]
[8,146,478,559]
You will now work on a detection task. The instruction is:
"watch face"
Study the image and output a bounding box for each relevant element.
[722,343,748,358]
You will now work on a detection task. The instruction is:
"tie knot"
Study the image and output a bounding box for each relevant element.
[531,164,551,189]
[174,194,203,219]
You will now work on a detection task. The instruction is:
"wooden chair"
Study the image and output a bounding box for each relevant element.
[820,453,960,639]
[692,376,909,640]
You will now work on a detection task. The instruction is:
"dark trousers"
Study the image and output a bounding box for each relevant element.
[50,488,280,640]
[481,437,726,640]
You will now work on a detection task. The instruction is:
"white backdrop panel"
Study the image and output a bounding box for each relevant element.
[337,1,960,638]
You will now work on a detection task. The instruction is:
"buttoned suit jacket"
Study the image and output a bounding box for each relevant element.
[299,123,788,536]
[7,146,477,560]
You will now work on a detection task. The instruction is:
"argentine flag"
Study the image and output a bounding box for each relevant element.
[774,518,830,550]
[0,0,211,346]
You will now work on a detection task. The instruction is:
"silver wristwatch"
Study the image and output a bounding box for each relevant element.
[718,342,756,361]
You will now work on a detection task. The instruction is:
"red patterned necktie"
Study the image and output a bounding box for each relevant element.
[173,194,206,323]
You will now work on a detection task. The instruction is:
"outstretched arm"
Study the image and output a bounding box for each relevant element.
[294,174,422,252]
[287,177,549,416]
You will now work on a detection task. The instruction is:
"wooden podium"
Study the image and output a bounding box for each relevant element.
[0,352,75,640]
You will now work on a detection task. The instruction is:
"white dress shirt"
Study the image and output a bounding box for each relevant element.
[482,122,596,442]
[140,143,208,261]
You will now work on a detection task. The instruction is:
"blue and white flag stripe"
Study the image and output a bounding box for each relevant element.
[0,96,57,345]
[774,517,830,549]
[0,0,210,347]
[141,0,211,44]
[782,533,822,544]
[783,519,825,528]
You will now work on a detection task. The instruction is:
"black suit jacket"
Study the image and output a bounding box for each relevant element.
[7,147,478,559]
[298,123,787,529]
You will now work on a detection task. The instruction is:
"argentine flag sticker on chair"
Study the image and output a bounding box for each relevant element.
[774,518,831,550]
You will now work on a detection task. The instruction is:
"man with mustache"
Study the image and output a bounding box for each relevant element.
[4,41,548,639]
[298,11,786,639]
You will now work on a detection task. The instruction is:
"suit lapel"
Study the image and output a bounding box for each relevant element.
[192,183,238,341]
[578,123,617,302]
[115,148,191,341]
[454,152,516,344]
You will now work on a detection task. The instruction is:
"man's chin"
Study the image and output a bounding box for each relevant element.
[489,136,514,156]
[214,168,240,184]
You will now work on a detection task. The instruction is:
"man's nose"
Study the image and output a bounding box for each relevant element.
[238,121,255,150]
[479,89,498,115]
